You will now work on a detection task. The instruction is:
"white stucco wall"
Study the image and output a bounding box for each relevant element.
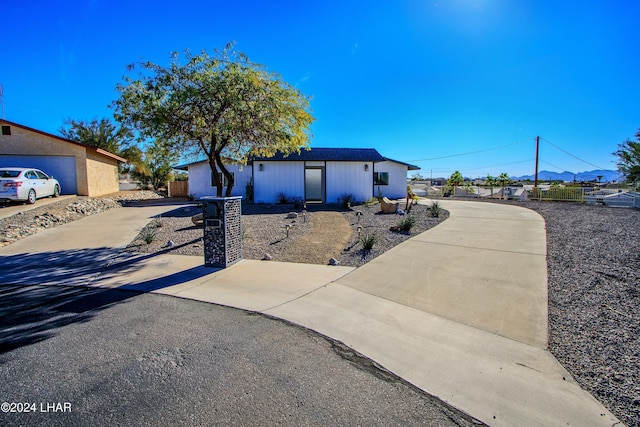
[373,161,409,199]
[253,161,305,203]
[325,161,373,203]
[187,161,251,199]
[187,158,411,203]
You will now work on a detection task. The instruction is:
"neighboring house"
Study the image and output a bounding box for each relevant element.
[176,148,419,204]
[0,119,125,196]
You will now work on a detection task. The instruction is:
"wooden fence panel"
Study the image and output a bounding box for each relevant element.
[168,181,189,197]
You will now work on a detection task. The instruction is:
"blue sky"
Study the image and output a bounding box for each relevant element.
[2,0,639,178]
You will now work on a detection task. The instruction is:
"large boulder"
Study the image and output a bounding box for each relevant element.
[380,197,399,214]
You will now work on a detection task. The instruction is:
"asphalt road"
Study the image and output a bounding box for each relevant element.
[0,285,478,426]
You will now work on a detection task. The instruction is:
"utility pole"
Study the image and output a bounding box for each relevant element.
[534,136,540,188]
[0,85,4,119]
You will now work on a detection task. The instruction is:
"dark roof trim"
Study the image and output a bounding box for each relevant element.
[0,119,126,163]
[252,147,386,162]
[174,157,240,171]
[383,157,420,170]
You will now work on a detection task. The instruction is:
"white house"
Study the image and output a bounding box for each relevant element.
[176,148,419,204]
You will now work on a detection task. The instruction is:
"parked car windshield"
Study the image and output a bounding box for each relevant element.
[0,170,21,178]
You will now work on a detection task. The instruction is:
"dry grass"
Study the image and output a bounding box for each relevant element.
[279,211,353,264]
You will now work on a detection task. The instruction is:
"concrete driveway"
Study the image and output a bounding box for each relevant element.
[0,199,621,426]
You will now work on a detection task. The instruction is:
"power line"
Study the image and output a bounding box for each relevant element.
[539,159,567,171]
[540,137,605,170]
[429,159,534,174]
[406,139,532,162]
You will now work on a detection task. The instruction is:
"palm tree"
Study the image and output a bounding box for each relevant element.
[497,172,510,200]
[447,171,464,196]
[60,118,143,174]
[485,175,497,197]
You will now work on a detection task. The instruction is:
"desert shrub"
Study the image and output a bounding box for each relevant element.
[140,225,158,244]
[187,192,196,201]
[429,202,441,217]
[277,192,289,204]
[364,197,378,206]
[293,198,303,209]
[359,232,379,250]
[396,215,416,232]
[340,193,355,208]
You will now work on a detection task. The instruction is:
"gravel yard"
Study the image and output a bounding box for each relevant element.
[126,201,448,267]
[522,201,640,426]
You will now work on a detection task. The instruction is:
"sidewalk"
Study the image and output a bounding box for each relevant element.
[0,200,621,426]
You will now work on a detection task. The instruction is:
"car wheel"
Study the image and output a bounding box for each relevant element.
[53,185,60,197]
[27,189,36,204]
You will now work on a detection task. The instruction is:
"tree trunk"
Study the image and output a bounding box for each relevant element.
[215,152,235,197]
[209,156,223,197]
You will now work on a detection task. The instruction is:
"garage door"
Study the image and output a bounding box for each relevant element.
[0,155,77,195]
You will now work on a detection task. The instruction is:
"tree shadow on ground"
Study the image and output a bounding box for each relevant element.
[0,285,143,354]
[0,247,214,355]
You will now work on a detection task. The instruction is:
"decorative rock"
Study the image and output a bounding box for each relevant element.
[286,212,298,219]
[191,213,203,226]
[328,257,340,266]
[380,197,399,214]
[262,253,273,261]
[167,240,175,247]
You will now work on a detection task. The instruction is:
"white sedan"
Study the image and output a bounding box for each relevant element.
[0,167,61,204]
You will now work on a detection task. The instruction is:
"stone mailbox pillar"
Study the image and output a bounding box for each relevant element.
[201,196,242,268]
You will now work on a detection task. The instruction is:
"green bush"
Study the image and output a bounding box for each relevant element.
[429,202,441,218]
[396,215,416,232]
[359,232,379,250]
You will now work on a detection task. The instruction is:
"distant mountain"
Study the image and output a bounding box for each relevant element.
[512,169,622,183]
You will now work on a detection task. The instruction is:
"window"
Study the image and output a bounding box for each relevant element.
[0,170,20,178]
[35,170,49,179]
[211,172,234,187]
[1,126,11,135]
[374,172,389,186]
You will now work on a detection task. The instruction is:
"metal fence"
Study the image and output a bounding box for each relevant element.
[529,187,586,202]
[409,182,640,207]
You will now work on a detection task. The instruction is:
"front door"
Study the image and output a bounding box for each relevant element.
[305,167,324,203]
